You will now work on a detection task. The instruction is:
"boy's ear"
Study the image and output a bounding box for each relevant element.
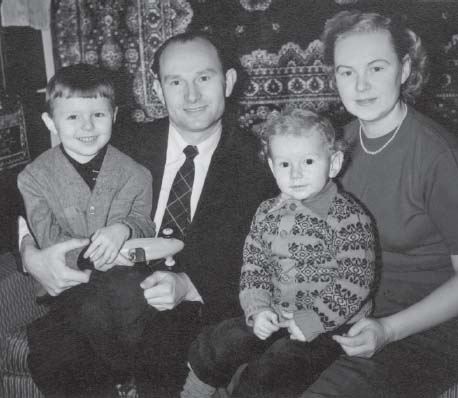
[41,112,58,135]
[267,157,275,176]
[153,79,165,105]
[329,150,344,178]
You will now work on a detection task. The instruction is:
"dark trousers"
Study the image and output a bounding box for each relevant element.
[189,316,350,398]
[301,316,458,398]
[27,265,203,397]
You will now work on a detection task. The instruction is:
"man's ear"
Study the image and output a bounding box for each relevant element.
[329,150,344,178]
[41,112,58,136]
[153,79,165,104]
[224,68,237,98]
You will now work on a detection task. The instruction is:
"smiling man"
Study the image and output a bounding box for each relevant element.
[20,31,276,397]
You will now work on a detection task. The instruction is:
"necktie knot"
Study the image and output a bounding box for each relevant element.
[183,145,198,161]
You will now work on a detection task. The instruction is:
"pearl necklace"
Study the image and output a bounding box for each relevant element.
[359,104,408,155]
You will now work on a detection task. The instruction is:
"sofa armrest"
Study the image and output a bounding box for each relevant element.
[0,252,46,341]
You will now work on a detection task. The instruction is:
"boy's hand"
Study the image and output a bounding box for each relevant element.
[278,311,306,342]
[252,310,280,340]
[84,223,130,270]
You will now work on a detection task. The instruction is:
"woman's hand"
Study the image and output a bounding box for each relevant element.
[332,317,395,358]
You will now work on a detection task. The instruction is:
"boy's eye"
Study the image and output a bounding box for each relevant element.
[94,112,106,117]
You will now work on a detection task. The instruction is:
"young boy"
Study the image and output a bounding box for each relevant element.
[18,64,156,385]
[181,109,377,397]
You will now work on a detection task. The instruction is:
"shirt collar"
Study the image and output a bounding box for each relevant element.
[167,123,222,164]
[269,180,337,219]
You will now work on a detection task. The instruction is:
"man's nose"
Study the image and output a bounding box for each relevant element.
[185,82,201,103]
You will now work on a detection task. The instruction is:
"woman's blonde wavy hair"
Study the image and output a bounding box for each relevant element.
[321,10,429,102]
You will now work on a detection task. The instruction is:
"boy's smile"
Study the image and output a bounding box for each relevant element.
[42,96,116,164]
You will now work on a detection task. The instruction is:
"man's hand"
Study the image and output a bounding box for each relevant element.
[333,317,395,358]
[140,271,190,311]
[84,223,130,270]
[252,310,280,340]
[22,236,91,296]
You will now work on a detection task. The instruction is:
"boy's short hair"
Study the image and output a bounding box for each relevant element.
[258,108,347,161]
[46,64,115,115]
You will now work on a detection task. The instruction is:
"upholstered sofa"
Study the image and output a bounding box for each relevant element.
[1,250,458,398]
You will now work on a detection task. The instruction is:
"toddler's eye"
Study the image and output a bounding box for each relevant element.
[279,161,289,168]
[304,159,314,165]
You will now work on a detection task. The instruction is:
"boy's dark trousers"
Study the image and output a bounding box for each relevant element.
[27,264,155,397]
[188,316,351,398]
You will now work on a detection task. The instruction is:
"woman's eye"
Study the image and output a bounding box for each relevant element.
[371,66,383,72]
[94,112,105,118]
[170,80,181,86]
[199,75,210,82]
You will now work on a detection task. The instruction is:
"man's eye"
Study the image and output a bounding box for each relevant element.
[199,75,210,82]
[170,80,181,86]
[67,115,78,120]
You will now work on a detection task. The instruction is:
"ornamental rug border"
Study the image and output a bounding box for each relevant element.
[52,0,193,122]
[0,104,30,171]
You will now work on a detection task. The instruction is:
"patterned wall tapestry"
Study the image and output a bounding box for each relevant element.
[51,0,458,132]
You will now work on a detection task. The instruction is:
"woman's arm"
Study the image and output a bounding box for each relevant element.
[334,255,458,357]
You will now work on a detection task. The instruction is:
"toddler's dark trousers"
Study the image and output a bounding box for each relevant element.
[188,316,350,398]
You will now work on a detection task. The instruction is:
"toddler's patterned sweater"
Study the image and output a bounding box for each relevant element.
[240,181,376,341]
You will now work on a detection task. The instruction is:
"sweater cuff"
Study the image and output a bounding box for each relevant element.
[294,310,325,342]
[244,304,272,326]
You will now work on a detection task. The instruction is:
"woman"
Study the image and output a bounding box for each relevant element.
[301,10,458,398]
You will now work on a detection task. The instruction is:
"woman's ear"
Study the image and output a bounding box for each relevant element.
[329,151,344,178]
[401,54,412,85]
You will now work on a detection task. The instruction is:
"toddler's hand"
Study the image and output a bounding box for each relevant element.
[278,310,306,342]
[84,223,130,270]
[253,310,280,340]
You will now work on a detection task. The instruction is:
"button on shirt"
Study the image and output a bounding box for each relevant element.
[154,124,222,234]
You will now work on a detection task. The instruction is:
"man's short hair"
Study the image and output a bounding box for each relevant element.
[152,31,233,80]
[46,63,115,115]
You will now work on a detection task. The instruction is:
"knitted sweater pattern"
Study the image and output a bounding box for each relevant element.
[240,183,376,340]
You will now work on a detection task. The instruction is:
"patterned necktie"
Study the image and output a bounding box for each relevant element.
[159,145,199,239]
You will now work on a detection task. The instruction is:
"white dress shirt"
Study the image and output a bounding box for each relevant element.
[153,124,222,235]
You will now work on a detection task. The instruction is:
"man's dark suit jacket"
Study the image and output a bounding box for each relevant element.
[115,117,277,325]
